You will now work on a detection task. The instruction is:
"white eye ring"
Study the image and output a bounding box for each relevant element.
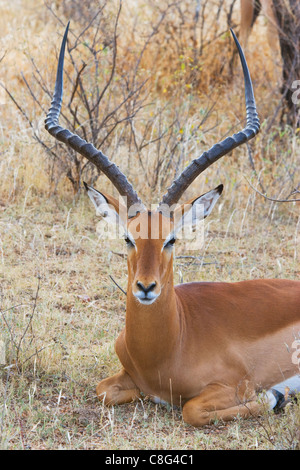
[124,233,136,249]
[163,236,176,251]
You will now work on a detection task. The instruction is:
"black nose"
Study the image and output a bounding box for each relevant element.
[136,281,156,294]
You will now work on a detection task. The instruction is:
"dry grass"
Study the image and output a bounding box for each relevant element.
[0,0,299,450]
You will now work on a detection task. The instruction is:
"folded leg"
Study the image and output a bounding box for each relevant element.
[96,369,141,405]
[182,381,261,427]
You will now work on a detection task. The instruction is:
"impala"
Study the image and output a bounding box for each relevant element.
[45,23,300,427]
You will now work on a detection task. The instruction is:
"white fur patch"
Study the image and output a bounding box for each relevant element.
[259,375,300,410]
[271,375,300,395]
[258,390,278,410]
[152,396,169,405]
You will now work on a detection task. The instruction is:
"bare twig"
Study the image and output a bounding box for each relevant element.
[16,277,41,363]
[246,143,266,194]
[109,275,127,296]
[246,177,300,203]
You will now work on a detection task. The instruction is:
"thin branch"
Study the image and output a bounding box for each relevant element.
[90,0,122,114]
[16,277,41,362]
[21,72,47,114]
[246,177,300,203]
[21,342,55,367]
[246,143,266,193]
[109,275,127,296]
[67,62,87,108]
[0,82,67,168]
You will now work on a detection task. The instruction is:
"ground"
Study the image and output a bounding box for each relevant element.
[0,0,299,451]
[0,194,299,449]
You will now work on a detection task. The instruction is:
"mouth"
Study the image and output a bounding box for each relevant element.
[134,292,160,305]
[137,297,157,305]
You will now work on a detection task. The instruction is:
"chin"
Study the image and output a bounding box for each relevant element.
[135,296,158,306]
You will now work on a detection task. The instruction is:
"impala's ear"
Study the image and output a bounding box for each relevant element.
[83,182,127,226]
[173,184,223,233]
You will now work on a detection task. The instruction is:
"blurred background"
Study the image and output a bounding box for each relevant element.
[0,0,299,202]
[0,0,299,450]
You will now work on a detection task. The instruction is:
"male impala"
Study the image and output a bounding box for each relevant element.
[45,23,300,427]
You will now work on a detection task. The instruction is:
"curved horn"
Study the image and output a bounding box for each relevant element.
[158,29,260,210]
[45,22,145,214]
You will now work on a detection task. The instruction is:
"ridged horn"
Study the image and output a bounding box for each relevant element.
[45,22,145,215]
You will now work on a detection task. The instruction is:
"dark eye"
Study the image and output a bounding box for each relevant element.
[164,237,176,249]
[124,236,135,248]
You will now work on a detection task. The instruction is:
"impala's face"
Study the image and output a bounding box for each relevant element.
[84,183,223,306]
[127,211,175,305]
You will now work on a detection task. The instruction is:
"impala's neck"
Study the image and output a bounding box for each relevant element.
[125,259,180,365]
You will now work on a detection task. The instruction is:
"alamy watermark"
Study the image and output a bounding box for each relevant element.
[292,80,300,105]
[291,339,300,370]
[292,80,300,123]
[0,336,5,365]
[0,82,6,105]
[95,196,206,251]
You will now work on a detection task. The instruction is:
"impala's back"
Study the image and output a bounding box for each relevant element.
[174,279,300,396]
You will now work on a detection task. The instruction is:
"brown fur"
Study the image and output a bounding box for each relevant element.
[96,207,300,426]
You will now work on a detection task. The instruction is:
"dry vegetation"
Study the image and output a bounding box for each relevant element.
[0,0,299,450]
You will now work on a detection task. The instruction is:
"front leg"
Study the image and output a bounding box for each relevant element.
[96,369,141,405]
